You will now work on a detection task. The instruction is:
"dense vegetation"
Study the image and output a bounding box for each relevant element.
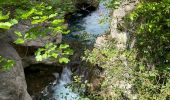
[83,0,170,100]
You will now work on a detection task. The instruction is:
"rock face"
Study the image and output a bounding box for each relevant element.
[0,41,32,100]
[109,0,138,98]
[110,0,138,49]
[6,20,62,47]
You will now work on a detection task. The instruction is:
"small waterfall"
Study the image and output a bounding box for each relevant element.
[52,67,80,100]
[59,67,71,84]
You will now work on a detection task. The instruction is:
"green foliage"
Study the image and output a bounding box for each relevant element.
[83,40,132,99]
[0,11,9,20]
[0,0,76,69]
[102,0,122,9]
[83,0,170,99]
[68,75,91,99]
[83,39,170,99]
[83,40,118,66]
[126,0,170,64]
[0,56,14,71]
[125,1,170,98]
[35,43,73,64]
[0,12,18,29]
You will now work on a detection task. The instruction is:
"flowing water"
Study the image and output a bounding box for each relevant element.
[53,67,80,100]
[41,2,110,100]
[67,1,110,42]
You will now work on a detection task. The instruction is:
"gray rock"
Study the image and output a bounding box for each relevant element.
[6,20,62,47]
[110,0,139,49]
[0,41,32,100]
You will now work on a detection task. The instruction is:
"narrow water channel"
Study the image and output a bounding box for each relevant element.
[50,2,110,100]
[32,1,110,100]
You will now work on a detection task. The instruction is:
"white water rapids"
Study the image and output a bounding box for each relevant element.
[53,67,80,100]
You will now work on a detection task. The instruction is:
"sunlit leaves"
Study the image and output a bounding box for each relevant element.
[0,56,14,71]
[0,11,9,20]
[0,19,18,29]
[0,0,74,69]
[14,38,24,44]
[48,13,57,19]
[51,19,64,25]
[14,31,25,44]
[21,8,36,19]
[35,43,73,64]
[59,57,70,63]
[129,13,138,21]
[10,19,18,24]
[31,16,48,24]
[59,44,69,49]
[15,31,22,37]
[105,0,121,9]
[0,22,12,29]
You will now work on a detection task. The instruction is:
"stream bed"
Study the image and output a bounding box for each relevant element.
[25,1,110,100]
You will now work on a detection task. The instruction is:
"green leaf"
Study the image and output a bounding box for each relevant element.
[14,38,24,44]
[59,44,69,49]
[0,56,14,71]
[46,6,52,9]
[42,53,48,59]
[0,22,12,29]
[0,19,18,29]
[34,11,43,15]
[31,16,48,24]
[32,16,40,19]
[35,55,43,61]
[63,30,70,34]
[63,49,73,55]
[0,11,9,20]
[59,57,70,63]
[53,26,62,32]
[52,53,58,58]
[49,13,57,19]
[10,19,18,24]
[15,31,22,37]
[21,8,36,19]
[51,19,64,25]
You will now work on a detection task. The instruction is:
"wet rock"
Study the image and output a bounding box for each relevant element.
[24,64,62,99]
[74,0,99,9]
[0,40,32,100]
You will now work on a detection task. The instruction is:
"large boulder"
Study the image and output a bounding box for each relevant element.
[4,20,62,68]
[0,41,32,100]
